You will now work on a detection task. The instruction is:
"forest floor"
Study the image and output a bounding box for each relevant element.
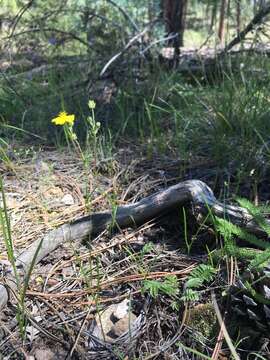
[1,143,270,359]
[2,45,270,358]
[0,144,227,359]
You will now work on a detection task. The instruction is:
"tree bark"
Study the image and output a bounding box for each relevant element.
[161,0,188,66]
[218,0,227,43]
[236,0,241,36]
[210,2,217,32]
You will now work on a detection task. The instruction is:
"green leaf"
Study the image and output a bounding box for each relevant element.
[142,275,179,299]
[185,277,203,289]
[181,289,199,302]
[216,217,270,249]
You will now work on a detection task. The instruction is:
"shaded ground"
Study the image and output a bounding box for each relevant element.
[1,144,270,359]
[0,146,214,359]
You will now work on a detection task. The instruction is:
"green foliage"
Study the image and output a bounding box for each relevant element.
[181,288,200,302]
[0,137,14,170]
[181,264,216,303]
[188,264,216,286]
[142,275,179,299]
[216,217,270,250]
[141,242,154,256]
[215,198,270,276]
[0,178,17,278]
[109,52,270,183]
[0,178,43,338]
[85,100,101,163]
[236,198,270,236]
[249,249,270,271]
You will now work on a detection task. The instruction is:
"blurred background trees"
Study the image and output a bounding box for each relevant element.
[1,0,267,66]
[0,0,270,139]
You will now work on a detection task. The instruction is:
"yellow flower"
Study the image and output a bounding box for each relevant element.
[88,100,96,109]
[51,111,75,126]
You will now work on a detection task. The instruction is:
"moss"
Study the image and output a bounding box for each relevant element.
[186,303,217,339]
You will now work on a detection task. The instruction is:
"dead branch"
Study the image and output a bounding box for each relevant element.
[140,33,179,55]
[1,179,269,311]
[105,0,139,32]
[222,2,270,53]
[9,0,34,39]
[99,27,149,76]
[5,27,93,50]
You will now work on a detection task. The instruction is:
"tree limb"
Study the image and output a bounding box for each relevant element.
[1,179,269,311]
[222,2,270,53]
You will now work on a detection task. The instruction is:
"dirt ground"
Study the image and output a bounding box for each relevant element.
[0,146,208,359]
[1,145,268,359]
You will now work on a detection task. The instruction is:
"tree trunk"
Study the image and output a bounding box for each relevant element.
[210,2,217,32]
[226,0,231,39]
[236,0,241,36]
[254,0,257,15]
[179,0,188,47]
[218,0,227,43]
[162,0,188,66]
[259,0,266,8]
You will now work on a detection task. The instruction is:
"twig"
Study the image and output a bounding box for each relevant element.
[9,0,34,39]
[140,33,179,55]
[105,0,139,32]
[211,291,240,360]
[27,268,194,299]
[99,27,149,76]
[68,308,91,357]
[211,257,237,359]
[221,2,270,53]
[5,27,93,50]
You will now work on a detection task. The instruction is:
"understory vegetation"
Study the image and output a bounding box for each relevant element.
[1,1,270,359]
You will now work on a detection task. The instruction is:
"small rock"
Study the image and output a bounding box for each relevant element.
[111,313,137,337]
[34,348,54,360]
[61,194,74,205]
[90,299,137,344]
[113,298,129,319]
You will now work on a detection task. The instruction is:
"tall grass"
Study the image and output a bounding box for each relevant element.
[2,51,270,186]
[113,54,270,179]
[0,178,43,337]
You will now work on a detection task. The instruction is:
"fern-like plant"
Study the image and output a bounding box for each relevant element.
[212,198,270,306]
[181,264,216,303]
[142,274,179,299]
[215,206,270,272]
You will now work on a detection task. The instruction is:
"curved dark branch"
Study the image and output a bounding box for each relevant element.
[1,179,269,310]
[222,2,270,53]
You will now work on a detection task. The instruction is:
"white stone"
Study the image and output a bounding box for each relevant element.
[61,194,74,205]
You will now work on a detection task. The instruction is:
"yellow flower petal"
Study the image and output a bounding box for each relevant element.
[65,114,75,125]
[51,111,75,126]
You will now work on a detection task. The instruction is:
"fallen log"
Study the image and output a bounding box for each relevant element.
[0,179,268,310]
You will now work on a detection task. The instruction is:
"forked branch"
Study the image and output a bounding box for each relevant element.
[0,180,268,310]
